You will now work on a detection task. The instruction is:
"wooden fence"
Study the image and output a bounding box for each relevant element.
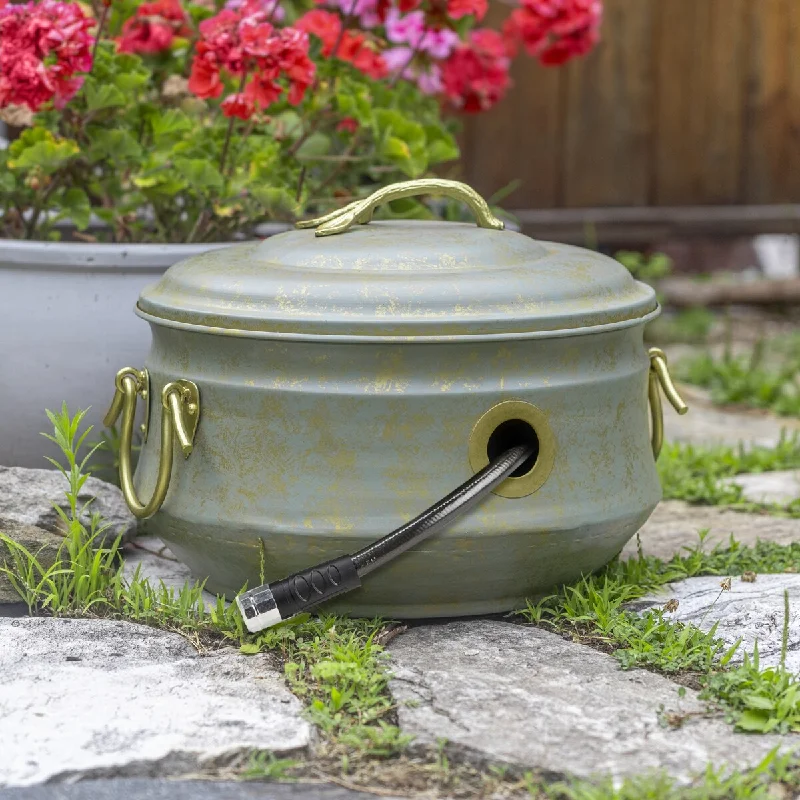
[459,0,800,213]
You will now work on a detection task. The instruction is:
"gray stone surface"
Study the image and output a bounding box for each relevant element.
[0,617,310,787]
[0,466,137,546]
[388,620,796,783]
[122,538,220,609]
[623,500,800,561]
[725,470,800,506]
[663,386,800,448]
[0,518,62,605]
[0,780,391,800]
[636,574,800,673]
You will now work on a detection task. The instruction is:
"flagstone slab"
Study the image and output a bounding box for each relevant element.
[0,617,310,787]
[725,470,800,507]
[623,501,800,561]
[635,574,800,673]
[387,620,797,783]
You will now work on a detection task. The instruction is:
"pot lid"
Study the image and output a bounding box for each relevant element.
[136,180,658,341]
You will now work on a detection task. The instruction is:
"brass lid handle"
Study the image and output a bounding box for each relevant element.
[296,178,505,238]
[648,347,688,459]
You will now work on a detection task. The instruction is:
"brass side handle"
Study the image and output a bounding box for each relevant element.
[104,367,200,520]
[648,347,688,459]
[296,178,505,238]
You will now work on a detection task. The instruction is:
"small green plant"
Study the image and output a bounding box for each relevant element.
[676,339,800,418]
[537,748,800,800]
[657,434,800,511]
[242,614,409,756]
[700,591,800,734]
[615,250,672,283]
[241,751,301,781]
[0,405,122,615]
[0,405,244,639]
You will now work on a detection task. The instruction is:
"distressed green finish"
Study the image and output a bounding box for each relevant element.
[134,220,661,617]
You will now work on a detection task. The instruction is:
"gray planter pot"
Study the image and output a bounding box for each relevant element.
[0,229,288,468]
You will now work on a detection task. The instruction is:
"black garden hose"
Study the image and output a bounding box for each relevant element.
[236,444,534,632]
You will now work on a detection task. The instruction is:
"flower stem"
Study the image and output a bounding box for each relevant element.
[90,3,110,69]
[218,70,249,176]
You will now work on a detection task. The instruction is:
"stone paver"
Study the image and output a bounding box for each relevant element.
[0,780,395,800]
[636,574,800,673]
[663,386,800,448]
[0,466,136,546]
[623,500,800,561]
[0,618,309,787]
[725,470,800,506]
[387,620,797,784]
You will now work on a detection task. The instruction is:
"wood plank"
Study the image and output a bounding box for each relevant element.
[561,0,655,207]
[743,0,800,203]
[654,0,749,205]
[459,1,563,208]
[512,204,800,246]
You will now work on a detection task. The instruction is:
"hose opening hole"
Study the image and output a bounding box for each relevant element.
[486,419,540,478]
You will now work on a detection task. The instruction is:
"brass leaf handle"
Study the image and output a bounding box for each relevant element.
[648,347,688,459]
[104,367,200,520]
[296,178,505,237]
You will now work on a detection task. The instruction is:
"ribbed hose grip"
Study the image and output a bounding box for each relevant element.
[237,555,360,632]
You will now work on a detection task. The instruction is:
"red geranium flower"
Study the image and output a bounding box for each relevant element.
[0,0,94,111]
[188,45,225,98]
[189,5,315,112]
[441,28,510,113]
[446,0,487,20]
[221,91,255,118]
[294,8,339,56]
[296,9,386,79]
[503,0,601,65]
[118,0,190,54]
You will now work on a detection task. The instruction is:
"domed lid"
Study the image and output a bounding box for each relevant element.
[136,180,658,341]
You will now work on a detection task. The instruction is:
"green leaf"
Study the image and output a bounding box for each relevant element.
[150,109,193,141]
[89,129,143,162]
[8,131,79,173]
[173,158,224,193]
[239,642,262,655]
[59,188,91,230]
[295,132,331,162]
[250,186,300,217]
[84,82,127,112]
[0,170,15,192]
[427,137,459,165]
[736,709,771,732]
[742,694,776,711]
[383,137,410,161]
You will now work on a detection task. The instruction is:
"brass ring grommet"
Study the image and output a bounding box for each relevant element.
[468,400,556,498]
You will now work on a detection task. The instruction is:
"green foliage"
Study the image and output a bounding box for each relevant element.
[522,569,737,675]
[241,751,301,781]
[0,44,461,243]
[244,615,410,756]
[676,340,800,418]
[702,646,800,734]
[646,308,716,346]
[657,434,800,510]
[700,591,800,735]
[614,250,673,283]
[538,748,800,800]
[0,405,243,638]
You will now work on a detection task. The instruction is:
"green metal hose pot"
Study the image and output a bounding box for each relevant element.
[105,179,687,618]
